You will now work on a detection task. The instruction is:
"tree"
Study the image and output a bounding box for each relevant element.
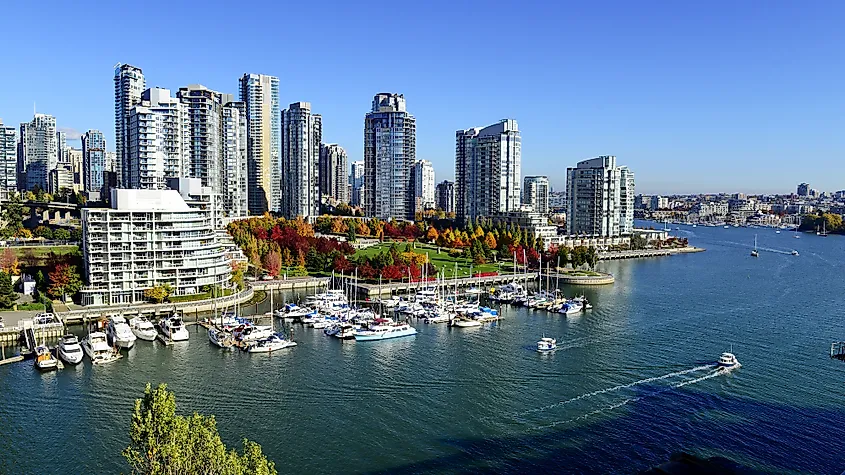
[0,271,15,309]
[426,226,439,243]
[630,233,648,250]
[585,246,599,269]
[380,264,403,281]
[53,228,71,241]
[33,226,53,240]
[1,194,25,231]
[47,264,83,301]
[230,262,246,291]
[333,254,353,273]
[0,248,19,275]
[484,232,497,252]
[143,284,173,304]
[123,383,277,475]
[263,251,281,277]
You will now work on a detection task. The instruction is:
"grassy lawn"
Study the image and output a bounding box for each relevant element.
[11,245,79,258]
[354,242,515,278]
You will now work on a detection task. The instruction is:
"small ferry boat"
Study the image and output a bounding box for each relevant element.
[354,322,417,341]
[247,333,297,353]
[57,334,84,364]
[106,316,137,349]
[129,317,158,341]
[717,352,741,371]
[537,337,557,352]
[34,345,59,371]
[160,314,189,342]
[791,250,799,256]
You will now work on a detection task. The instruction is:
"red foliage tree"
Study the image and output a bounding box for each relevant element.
[263,251,282,276]
[333,254,353,273]
[380,264,403,281]
[359,262,377,279]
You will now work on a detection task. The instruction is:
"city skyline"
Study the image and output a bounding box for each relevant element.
[3,2,844,195]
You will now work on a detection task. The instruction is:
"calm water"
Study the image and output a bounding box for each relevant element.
[2,225,845,474]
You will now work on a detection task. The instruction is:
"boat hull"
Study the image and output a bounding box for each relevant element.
[247,341,297,353]
[354,329,417,341]
[132,329,158,341]
[58,348,83,365]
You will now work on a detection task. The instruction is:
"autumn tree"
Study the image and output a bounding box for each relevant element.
[123,383,277,475]
[425,226,439,243]
[143,284,173,304]
[48,264,83,301]
[484,231,497,252]
[263,251,282,277]
[0,248,19,275]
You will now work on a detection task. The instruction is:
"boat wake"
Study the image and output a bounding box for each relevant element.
[531,369,724,431]
[723,241,792,255]
[509,365,713,418]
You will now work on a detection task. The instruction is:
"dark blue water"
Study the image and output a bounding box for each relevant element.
[2,225,844,474]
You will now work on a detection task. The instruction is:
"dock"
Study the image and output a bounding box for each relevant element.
[598,247,705,260]
[347,273,539,298]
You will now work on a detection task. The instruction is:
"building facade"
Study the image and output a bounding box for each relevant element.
[523,175,550,214]
[281,102,321,219]
[0,120,16,192]
[18,113,58,191]
[56,131,67,164]
[364,93,416,219]
[222,101,248,220]
[127,88,190,190]
[48,165,74,194]
[455,119,521,223]
[240,73,280,214]
[565,155,634,237]
[80,188,231,306]
[319,143,348,203]
[412,159,435,211]
[114,63,145,187]
[797,183,810,197]
[82,130,107,193]
[435,180,455,213]
[349,160,364,206]
[67,148,84,192]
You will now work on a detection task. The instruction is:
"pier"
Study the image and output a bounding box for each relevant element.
[249,277,329,291]
[598,247,705,260]
[346,273,539,298]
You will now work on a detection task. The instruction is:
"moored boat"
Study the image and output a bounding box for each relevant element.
[81,331,121,364]
[106,316,137,349]
[34,345,58,371]
[247,333,297,353]
[57,334,84,364]
[354,322,417,341]
[160,314,189,342]
[129,317,157,341]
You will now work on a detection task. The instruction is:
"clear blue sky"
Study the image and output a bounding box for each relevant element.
[2,0,844,195]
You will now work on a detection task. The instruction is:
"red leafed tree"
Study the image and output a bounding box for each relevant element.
[263,251,282,276]
[526,248,541,268]
[255,227,268,241]
[380,264,403,281]
[359,262,377,279]
[333,255,353,273]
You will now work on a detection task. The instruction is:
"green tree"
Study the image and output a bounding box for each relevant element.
[53,228,71,241]
[143,284,173,304]
[123,383,277,475]
[33,226,53,239]
[1,194,25,231]
[585,246,599,269]
[0,271,15,309]
[34,270,46,291]
[630,233,648,250]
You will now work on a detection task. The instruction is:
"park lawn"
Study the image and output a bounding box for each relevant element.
[353,241,514,278]
[12,245,79,258]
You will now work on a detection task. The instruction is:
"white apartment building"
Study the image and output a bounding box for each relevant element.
[240,73,280,214]
[114,63,145,187]
[320,143,348,203]
[281,102,322,219]
[80,188,231,306]
[565,156,635,237]
[18,113,58,191]
[455,119,521,222]
[127,88,190,190]
[523,176,550,214]
[222,102,248,219]
[364,93,416,220]
[0,119,16,191]
[413,159,435,211]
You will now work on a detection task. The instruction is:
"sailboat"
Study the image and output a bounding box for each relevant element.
[751,235,759,257]
[820,221,828,237]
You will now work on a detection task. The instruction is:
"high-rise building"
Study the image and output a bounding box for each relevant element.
[82,130,107,193]
[127,88,189,190]
[523,176,550,214]
[412,159,435,211]
[797,183,810,197]
[48,165,74,194]
[565,155,635,237]
[319,144,348,203]
[455,119,521,222]
[435,180,455,213]
[0,120,16,192]
[349,160,364,206]
[18,113,58,191]
[56,131,67,164]
[364,93,416,219]
[281,102,321,219]
[222,101,248,220]
[67,148,84,193]
[240,73,280,214]
[177,85,234,200]
[114,63,145,187]
[549,191,566,210]
[105,151,117,173]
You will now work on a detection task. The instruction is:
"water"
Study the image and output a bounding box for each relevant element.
[2,225,844,474]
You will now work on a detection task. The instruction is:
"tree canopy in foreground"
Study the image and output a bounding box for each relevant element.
[123,383,277,475]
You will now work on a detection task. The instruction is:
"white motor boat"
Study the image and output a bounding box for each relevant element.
[558,301,584,315]
[452,318,482,328]
[791,250,799,256]
[354,321,417,341]
[537,337,557,352]
[81,332,121,364]
[34,345,59,371]
[233,325,273,343]
[57,334,84,364]
[247,333,297,353]
[160,315,190,342]
[277,303,312,319]
[717,352,741,371]
[106,316,137,349]
[333,323,358,339]
[129,317,158,341]
[208,327,235,349]
[424,313,452,324]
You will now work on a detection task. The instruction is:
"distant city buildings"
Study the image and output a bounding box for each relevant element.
[364,93,416,220]
[81,129,106,193]
[221,101,248,220]
[523,176,549,214]
[281,102,321,219]
[412,159,435,211]
[67,148,84,193]
[566,155,634,237]
[455,119,521,223]
[349,160,364,207]
[240,73,280,214]
[797,182,810,197]
[0,120,16,192]
[435,180,455,213]
[18,113,58,191]
[319,144,348,204]
[127,88,189,190]
[549,190,566,210]
[114,63,145,187]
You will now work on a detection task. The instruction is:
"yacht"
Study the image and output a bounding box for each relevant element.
[129,317,158,341]
[333,323,358,339]
[717,352,741,371]
[57,334,84,364]
[208,327,235,349]
[247,333,297,353]
[106,316,137,349]
[558,300,584,315]
[34,345,59,371]
[160,314,190,342]
[81,331,121,364]
[537,337,557,352]
[277,303,312,319]
[33,312,59,326]
[452,318,482,328]
[233,324,273,343]
[354,322,417,341]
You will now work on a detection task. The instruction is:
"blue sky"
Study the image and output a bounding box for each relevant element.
[2,0,843,195]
